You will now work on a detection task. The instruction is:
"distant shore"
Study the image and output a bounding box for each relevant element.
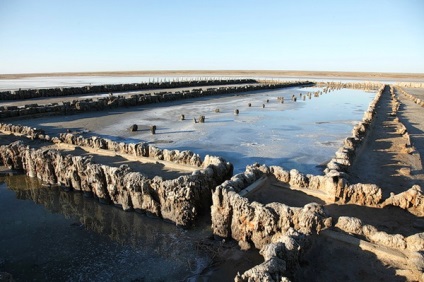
[1,70,424,81]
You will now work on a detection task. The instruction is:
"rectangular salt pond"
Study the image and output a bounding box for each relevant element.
[14,86,376,175]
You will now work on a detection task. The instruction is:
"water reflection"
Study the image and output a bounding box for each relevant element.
[0,175,261,281]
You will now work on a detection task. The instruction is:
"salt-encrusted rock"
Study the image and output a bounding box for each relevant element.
[234,257,287,282]
[409,251,424,272]
[366,231,406,250]
[270,166,290,183]
[289,169,308,188]
[211,187,331,249]
[307,175,340,197]
[341,183,382,206]
[235,232,308,282]
[381,185,424,216]
[406,233,424,252]
[335,216,363,235]
[0,141,232,227]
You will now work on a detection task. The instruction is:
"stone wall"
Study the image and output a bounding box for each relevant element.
[0,81,314,119]
[210,164,332,280]
[0,79,257,100]
[335,216,424,272]
[324,85,384,177]
[0,141,233,227]
[395,86,424,107]
[0,123,229,169]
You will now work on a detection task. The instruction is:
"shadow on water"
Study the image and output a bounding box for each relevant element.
[0,175,262,281]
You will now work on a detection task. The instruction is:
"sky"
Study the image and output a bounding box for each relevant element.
[0,0,423,74]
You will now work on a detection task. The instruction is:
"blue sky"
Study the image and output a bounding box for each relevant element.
[0,0,423,74]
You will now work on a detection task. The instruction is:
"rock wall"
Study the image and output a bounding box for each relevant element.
[395,86,424,107]
[0,124,234,170]
[0,141,233,227]
[0,123,47,139]
[335,216,424,272]
[381,185,424,216]
[225,163,382,206]
[211,164,332,281]
[211,184,331,250]
[0,79,257,100]
[57,132,204,167]
[235,230,309,281]
[324,84,384,177]
[0,81,314,119]
[315,81,383,91]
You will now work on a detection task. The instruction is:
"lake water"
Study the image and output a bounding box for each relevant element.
[0,175,261,281]
[134,86,375,174]
[11,86,376,175]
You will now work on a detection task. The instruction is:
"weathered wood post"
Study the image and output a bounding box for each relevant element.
[130,124,138,132]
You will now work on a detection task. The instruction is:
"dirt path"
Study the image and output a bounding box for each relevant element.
[348,85,424,197]
[396,88,424,171]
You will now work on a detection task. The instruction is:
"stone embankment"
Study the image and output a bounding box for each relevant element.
[395,86,424,107]
[211,162,423,280]
[211,164,332,280]
[0,123,218,169]
[0,140,233,227]
[335,216,424,273]
[315,81,382,91]
[324,84,384,177]
[0,81,314,119]
[0,79,256,100]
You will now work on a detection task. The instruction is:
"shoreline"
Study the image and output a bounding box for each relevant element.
[1,70,424,81]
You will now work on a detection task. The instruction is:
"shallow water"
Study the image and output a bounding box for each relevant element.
[0,76,396,91]
[96,87,376,174]
[12,86,375,175]
[0,175,261,281]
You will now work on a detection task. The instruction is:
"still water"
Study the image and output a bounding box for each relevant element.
[0,175,261,281]
[12,86,376,175]
[98,86,376,174]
